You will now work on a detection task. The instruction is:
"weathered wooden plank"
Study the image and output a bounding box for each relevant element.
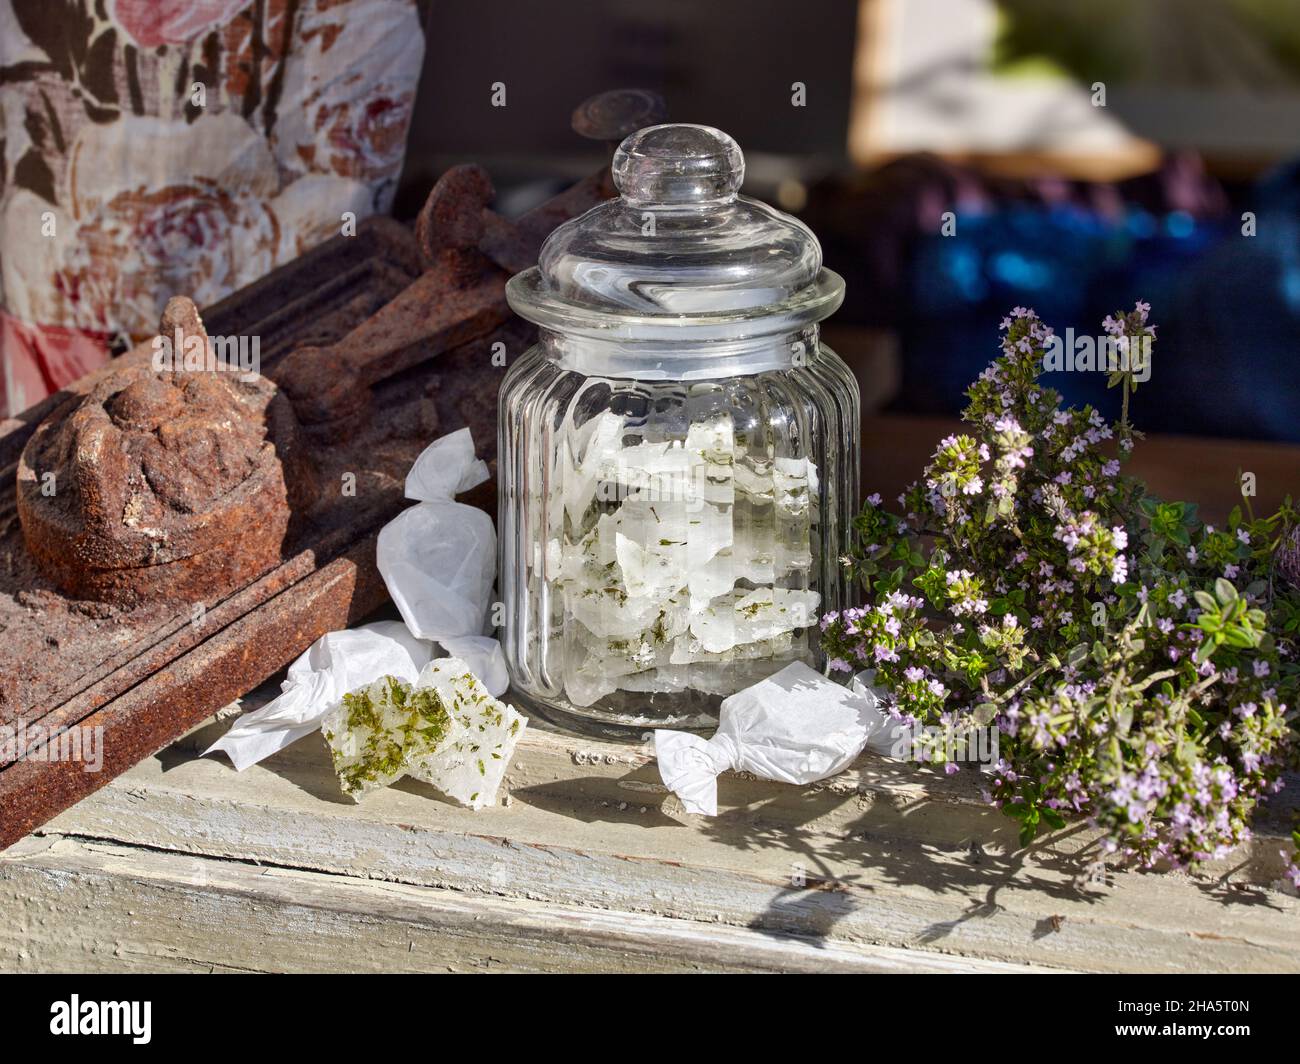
[16,702,1298,974]
[0,836,1041,973]
[173,699,1300,889]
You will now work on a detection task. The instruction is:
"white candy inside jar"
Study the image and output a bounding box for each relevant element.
[550,410,821,707]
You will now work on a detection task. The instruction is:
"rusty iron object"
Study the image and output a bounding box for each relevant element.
[0,89,665,851]
[271,164,510,433]
[16,297,316,607]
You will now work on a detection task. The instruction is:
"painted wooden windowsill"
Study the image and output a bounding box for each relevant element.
[3,677,1298,973]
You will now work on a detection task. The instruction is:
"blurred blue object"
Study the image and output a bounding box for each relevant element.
[1151,159,1300,443]
[890,164,1300,442]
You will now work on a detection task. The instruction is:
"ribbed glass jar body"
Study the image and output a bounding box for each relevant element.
[499,329,859,735]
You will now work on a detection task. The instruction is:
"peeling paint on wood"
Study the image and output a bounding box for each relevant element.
[0,837,1041,973]
[2,687,1297,973]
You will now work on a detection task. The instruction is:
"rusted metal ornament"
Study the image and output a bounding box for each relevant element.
[16,297,315,606]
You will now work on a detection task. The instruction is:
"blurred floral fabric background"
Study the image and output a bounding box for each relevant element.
[0,0,427,417]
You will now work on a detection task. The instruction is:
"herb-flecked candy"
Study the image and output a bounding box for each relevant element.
[321,674,460,801]
[407,657,528,809]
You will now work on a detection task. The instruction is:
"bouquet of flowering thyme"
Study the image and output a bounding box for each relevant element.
[821,304,1300,877]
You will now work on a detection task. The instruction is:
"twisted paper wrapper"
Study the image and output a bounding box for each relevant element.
[655,662,892,815]
[206,429,510,782]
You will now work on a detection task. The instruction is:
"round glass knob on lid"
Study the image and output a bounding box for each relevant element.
[611,123,746,205]
[509,123,843,326]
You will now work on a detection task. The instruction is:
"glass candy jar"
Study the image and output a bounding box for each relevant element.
[500,124,859,735]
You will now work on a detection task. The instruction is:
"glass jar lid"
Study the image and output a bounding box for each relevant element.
[506,124,843,347]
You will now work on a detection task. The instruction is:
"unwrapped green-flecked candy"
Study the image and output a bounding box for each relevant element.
[408,658,528,810]
[321,674,461,800]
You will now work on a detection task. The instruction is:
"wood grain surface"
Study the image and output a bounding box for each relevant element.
[2,685,1296,974]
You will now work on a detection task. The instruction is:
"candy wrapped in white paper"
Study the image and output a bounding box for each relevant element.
[377,427,496,642]
[206,428,511,789]
[655,662,891,815]
[205,622,511,772]
[204,621,433,771]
